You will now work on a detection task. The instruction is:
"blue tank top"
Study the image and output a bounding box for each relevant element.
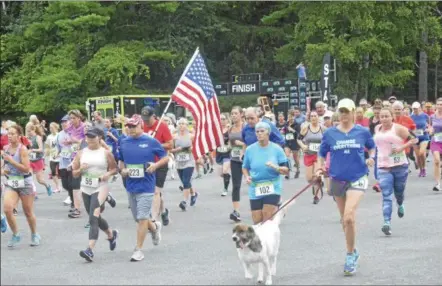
[5,144,31,176]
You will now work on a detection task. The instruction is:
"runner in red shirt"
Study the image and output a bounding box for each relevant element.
[141,106,173,226]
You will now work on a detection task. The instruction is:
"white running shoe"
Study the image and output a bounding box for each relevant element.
[63,196,72,206]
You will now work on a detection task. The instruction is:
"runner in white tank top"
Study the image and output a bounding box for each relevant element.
[72,126,119,262]
[374,108,418,236]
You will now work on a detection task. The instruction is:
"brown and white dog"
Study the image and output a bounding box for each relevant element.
[232,200,294,285]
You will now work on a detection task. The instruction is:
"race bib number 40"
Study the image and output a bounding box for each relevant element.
[308,143,320,152]
[350,175,368,190]
[285,133,294,140]
[7,176,25,188]
[127,164,144,178]
[81,174,100,188]
[434,132,442,142]
[231,147,241,158]
[254,181,275,197]
[415,129,424,136]
[176,152,190,162]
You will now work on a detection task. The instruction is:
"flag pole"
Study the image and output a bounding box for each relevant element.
[153,47,200,134]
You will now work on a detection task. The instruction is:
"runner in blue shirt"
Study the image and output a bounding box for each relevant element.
[242,107,285,148]
[242,121,289,224]
[317,98,375,276]
[119,114,169,262]
[410,102,430,177]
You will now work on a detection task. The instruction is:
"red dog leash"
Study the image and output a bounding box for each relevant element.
[259,176,323,225]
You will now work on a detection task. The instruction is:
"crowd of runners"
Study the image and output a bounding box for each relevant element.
[1,94,441,275]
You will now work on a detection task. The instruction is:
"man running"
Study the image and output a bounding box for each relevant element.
[141,106,173,226]
[119,114,168,262]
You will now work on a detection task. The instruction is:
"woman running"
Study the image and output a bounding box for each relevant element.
[72,126,118,262]
[45,122,61,193]
[410,102,430,177]
[276,112,293,180]
[1,125,41,247]
[242,121,289,224]
[285,110,302,179]
[216,113,231,196]
[374,108,417,236]
[297,111,325,204]
[25,124,52,196]
[317,98,375,276]
[428,98,442,191]
[171,118,198,211]
[228,106,246,222]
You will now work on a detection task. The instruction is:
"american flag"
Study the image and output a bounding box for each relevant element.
[171,49,223,159]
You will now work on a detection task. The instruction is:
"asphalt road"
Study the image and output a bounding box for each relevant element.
[1,160,441,285]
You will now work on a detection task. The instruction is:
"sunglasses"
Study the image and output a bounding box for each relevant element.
[126,125,138,129]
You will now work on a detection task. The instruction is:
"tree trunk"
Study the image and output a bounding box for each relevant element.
[418,32,428,102]
[436,61,438,99]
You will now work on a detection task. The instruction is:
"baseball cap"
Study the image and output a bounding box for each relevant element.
[85,126,104,138]
[337,98,356,112]
[411,102,421,109]
[388,95,397,102]
[125,114,143,127]
[359,98,368,105]
[323,110,334,119]
[140,106,155,121]
[61,115,69,122]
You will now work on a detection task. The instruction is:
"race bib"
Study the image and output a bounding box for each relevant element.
[415,129,424,136]
[60,148,72,159]
[71,143,80,153]
[29,152,37,161]
[434,132,442,142]
[7,176,25,188]
[254,181,275,197]
[285,133,295,140]
[231,147,242,158]
[127,164,144,178]
[389,151,406,165]
[50,149,58,159]
[351,175,368,190]
[176,152,191,162]
[81,174,100,188]
[217,146,229,153]
[308,143,320,152]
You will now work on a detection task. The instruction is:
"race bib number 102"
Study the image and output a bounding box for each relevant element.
[254,181,275,197]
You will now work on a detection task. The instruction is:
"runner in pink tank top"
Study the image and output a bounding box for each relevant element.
[373,108,418,237]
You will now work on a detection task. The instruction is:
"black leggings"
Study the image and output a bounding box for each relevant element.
[59,168,74,207]
[82,192,108,240]
[230,160,243,203]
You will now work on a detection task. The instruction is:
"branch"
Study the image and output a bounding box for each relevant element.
[431,6,442,17]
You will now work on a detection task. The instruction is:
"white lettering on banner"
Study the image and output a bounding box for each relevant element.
[7,176,25,188]
[232,84,256,93]
[127,164,144,178]
[332,139,361,151]
[254,181,275,196]
[323,63,329,101]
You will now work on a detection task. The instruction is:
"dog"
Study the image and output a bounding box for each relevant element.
[232,199,294,285]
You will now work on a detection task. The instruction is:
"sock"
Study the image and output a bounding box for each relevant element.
[223,173,231,190]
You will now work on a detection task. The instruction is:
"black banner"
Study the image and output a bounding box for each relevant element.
[320,53,331,105]
[214,83,228,96]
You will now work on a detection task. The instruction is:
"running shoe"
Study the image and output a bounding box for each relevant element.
[30,233,41,246]
[1,214,8,233]
[46,185,53,196]
[63,196,71,206]
[79,248,94,262]
[179,201,187,211]
[7,233,21,248]
[343,252,357,276]
[284,175,289,180]
[229,210,241,222]
[84,222,90,228]
[161,208,170,226]
[190,192,198,206]
[433,184,441,192]
[209,167,214,173]
[221,189,228,196]
[422,168,427,177]
[130,249,144,262]
[382,221,392,236]
[111,175,118,183]
[418,169,423,177]
[294,171,300,179]
[68,209,81,218]
[397,204,405,218]
[106,193,116,208]
[13,209,18,216]
[108,229,119,251]
[151,221,162,246]
[53,188,60,193]
[372,183,381,193]
[194,174,202,179]
[179,186,184,192]
[353,248,360,266]
[313,196,320,205]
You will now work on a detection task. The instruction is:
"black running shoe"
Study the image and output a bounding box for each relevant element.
[106,193,116,208]
[229,211,241,222]
[161,208,170,226]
